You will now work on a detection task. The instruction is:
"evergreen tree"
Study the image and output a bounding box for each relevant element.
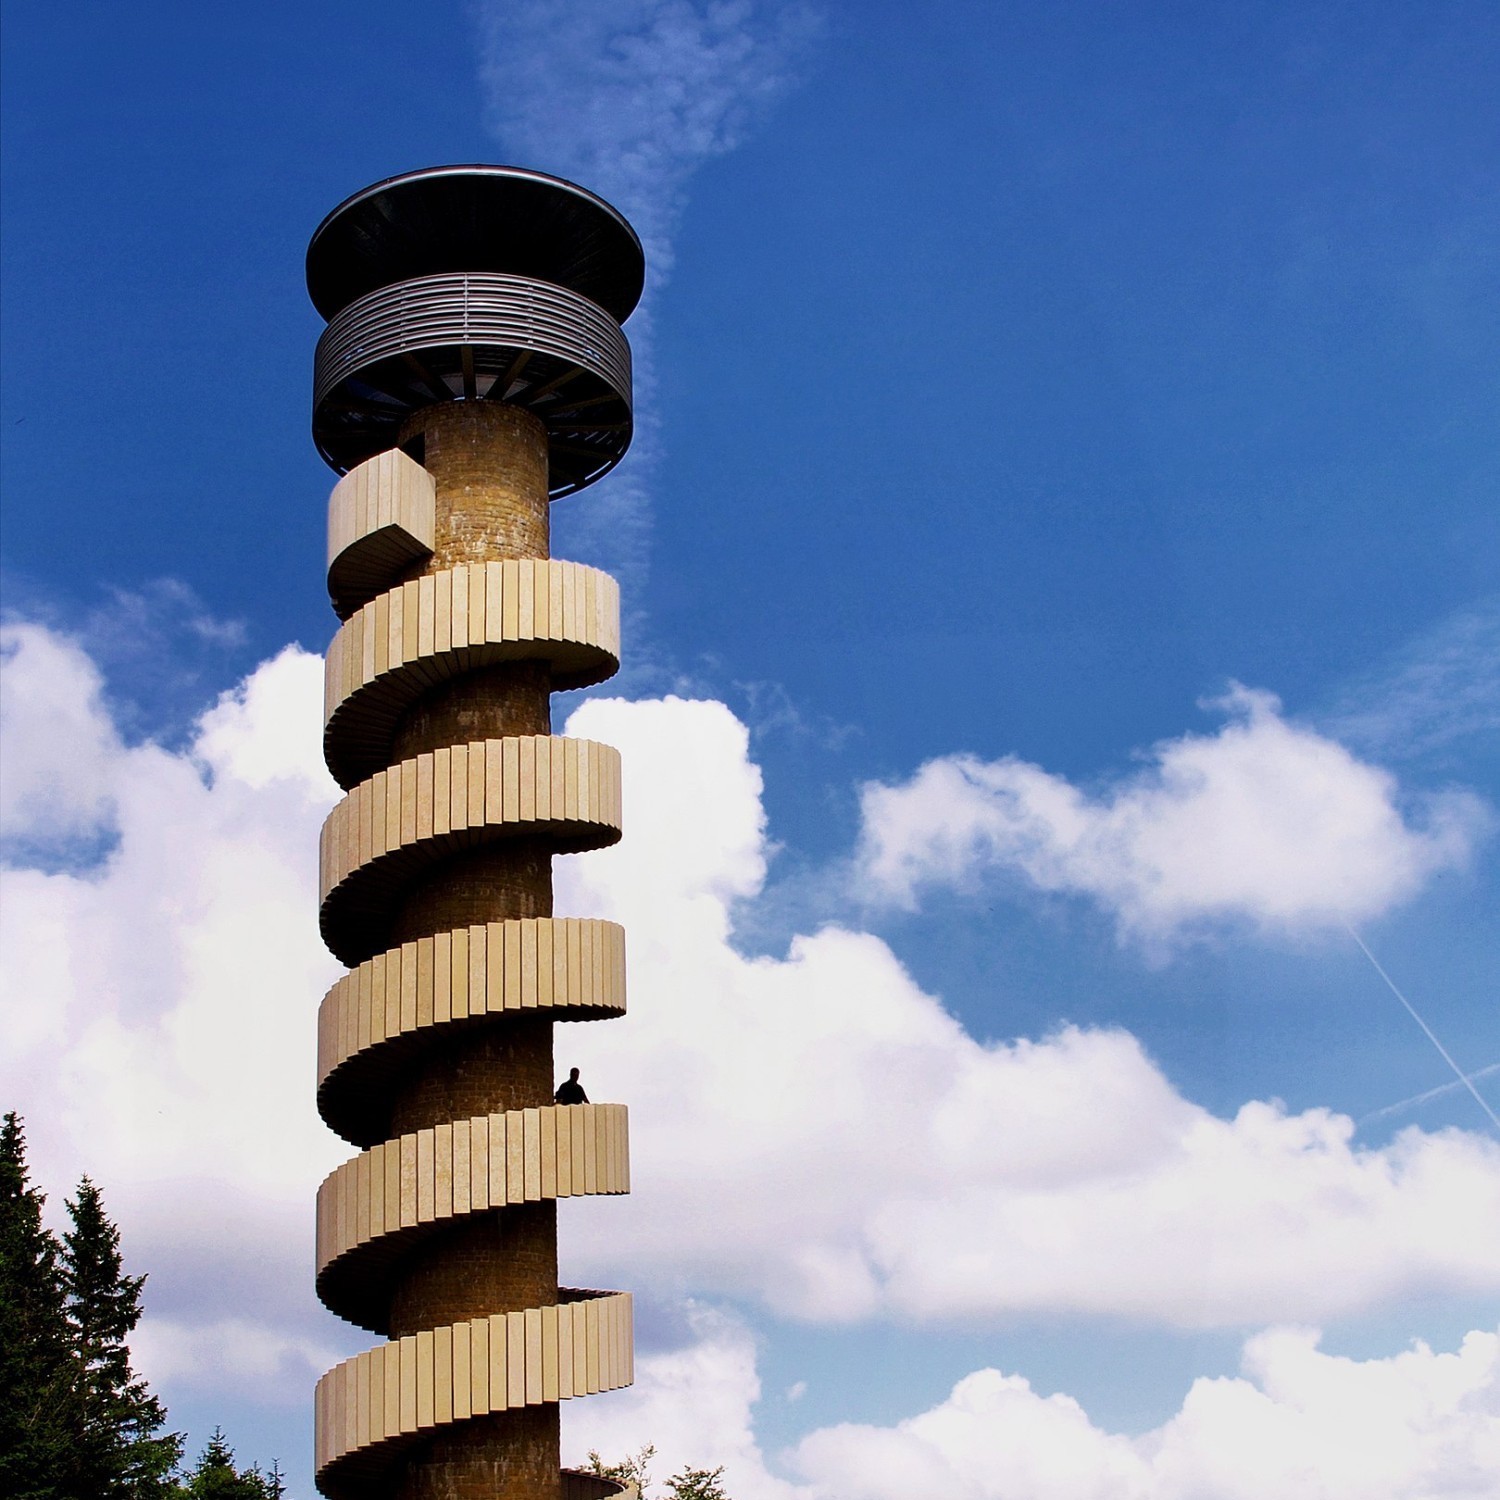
[0,1111,73,1499]
[1,1116,281,1499]
[58,1175,183,1497]
[177,1429,281,1500]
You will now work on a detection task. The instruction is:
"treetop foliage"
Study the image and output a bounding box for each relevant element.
[176,1429,285,1499]
[586,1443,733,1500]
[0,1112,285,1499]
[2,1111,81,1500]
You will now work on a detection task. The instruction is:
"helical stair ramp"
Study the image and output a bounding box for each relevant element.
[312,445,633,1498]
[305,165,647,1500]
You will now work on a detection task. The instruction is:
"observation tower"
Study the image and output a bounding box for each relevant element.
[306,166,641,1500]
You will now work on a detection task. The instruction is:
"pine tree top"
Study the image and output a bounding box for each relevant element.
[181,1427,283,1499]
[1,1116,282,1500]
[0,1111,74,1498]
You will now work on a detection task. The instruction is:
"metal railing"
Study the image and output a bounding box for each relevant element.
[314,271,631,412]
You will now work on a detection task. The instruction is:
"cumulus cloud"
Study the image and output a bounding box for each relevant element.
[4,626,1498,1430]
[131,1318,346,1407]
[1,621,121,848]
[552,693,1500,1327]
[569,1312,1500,1500]
[855,684,1490,943]
[0,627,350,1397]
[564,1305,801,1499]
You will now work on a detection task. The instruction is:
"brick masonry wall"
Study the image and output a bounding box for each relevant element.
[401,1409,562,1500]
[376,401,563,1500]
[387,1207,558,1335]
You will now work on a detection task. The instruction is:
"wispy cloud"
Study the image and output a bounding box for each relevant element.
[1324,598,1500,765]
[475,0,820,277]
[1,574,251,751]
[472,0,821,586]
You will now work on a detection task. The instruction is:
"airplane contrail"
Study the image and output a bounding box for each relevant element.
[1347,926,1500,1134]
[1360,1063,1500,1124]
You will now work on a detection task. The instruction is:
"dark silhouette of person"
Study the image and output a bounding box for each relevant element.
[555,1067,588,1105]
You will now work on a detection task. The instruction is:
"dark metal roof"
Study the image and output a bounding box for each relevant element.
[306,165,645,324]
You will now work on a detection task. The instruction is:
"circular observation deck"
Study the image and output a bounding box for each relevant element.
[307,166,645,487]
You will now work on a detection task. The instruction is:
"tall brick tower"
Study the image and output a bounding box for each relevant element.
[306,167,640,1500]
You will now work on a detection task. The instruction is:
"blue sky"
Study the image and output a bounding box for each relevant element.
[2,3,1497,1496]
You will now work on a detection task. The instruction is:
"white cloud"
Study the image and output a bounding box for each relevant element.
[855,684,1490,943]
[476,0,819,278]
[474,1,820,586]
[4,627,1498,1428]
[131,1317,346,1407]
[1326,599,1500,762]
[552,693,1500,1328]
[1,621,122,845]
[569,1313,1500,1500]
[0,630,346,1387]
[1134,1326,1500,1500]
[564,1305,801,1499]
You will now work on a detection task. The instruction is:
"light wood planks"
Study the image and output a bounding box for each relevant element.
[320,736,621,898]
[326,449,436,620]
[318,736,622,967]
[314,1293,633,1477]
[316,1104,630,1277]
[324,558,620,788]
[318,917,625,1099]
